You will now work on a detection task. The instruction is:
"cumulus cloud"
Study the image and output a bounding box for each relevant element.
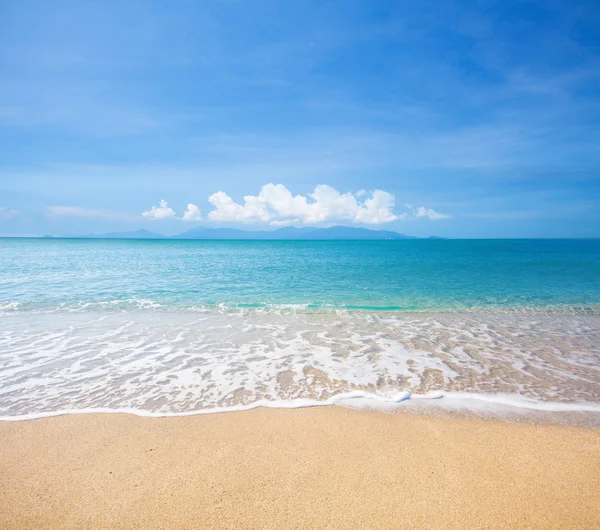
[0,207,20,220]
[142,200,176,220]
[46,192,451,227]
[182,203,202,221]
[412,206,451,220]
[207,184,399,225]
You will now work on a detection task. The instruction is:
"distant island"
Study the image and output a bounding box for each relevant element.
[64,226,443,240]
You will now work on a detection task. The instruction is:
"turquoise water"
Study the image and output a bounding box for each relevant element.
[1,238,599,312]
[1,237,600,420]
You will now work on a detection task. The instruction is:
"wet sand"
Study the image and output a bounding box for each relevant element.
[1,407,599,529]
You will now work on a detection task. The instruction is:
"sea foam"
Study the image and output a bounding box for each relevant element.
[2,390,600,423]
[1,309,599,424]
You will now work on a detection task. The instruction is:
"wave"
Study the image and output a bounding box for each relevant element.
[1,298,599,315]
[2,390,600,422]
[2,307,599,425]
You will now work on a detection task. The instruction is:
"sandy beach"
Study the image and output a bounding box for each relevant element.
[1,408,599,529]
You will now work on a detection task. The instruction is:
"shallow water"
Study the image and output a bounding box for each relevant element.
[2,238,600,312]
[1,309,599,421]
[1,238,599,423]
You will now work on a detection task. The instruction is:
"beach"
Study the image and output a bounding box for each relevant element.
[3,0,600,525]
[2,238,600,528]
[2,407,600,529]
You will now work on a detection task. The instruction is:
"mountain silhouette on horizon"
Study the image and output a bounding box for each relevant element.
[68,225,442,240]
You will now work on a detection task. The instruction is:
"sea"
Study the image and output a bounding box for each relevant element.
[1,238,600,424]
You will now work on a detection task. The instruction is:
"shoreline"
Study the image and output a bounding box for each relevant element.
[2,407,599,529]
[3,310,600,419]
[2,394,600,429]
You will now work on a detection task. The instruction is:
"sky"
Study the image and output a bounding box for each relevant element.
[0,0,599,238]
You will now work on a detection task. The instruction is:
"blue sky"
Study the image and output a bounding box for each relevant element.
[1,0,599,237]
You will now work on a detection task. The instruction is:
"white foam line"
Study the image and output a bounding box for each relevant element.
[1,391,600,422]
[439,392,600,412]
[0,391,412,421]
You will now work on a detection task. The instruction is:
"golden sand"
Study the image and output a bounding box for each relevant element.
[1,407,599,529]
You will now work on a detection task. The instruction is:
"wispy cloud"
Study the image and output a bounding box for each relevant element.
[0,207,20,220]
[411,205,452,220]
[46,206,129,220]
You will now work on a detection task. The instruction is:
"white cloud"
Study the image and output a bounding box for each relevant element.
[46,206,126,220]
[413,206,451,220]
[0,207,20,220]
[142,200,176,220]
[44,193,450,227]
[355,190,403,224]
[207,184,399,226]
[182,203,202,221]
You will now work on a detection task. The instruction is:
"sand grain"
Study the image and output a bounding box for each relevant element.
[1,408,599,529]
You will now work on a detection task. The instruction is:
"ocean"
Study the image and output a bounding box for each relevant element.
[1,238,600,422]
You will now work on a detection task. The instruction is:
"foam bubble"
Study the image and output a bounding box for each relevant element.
[0,310,599,421]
